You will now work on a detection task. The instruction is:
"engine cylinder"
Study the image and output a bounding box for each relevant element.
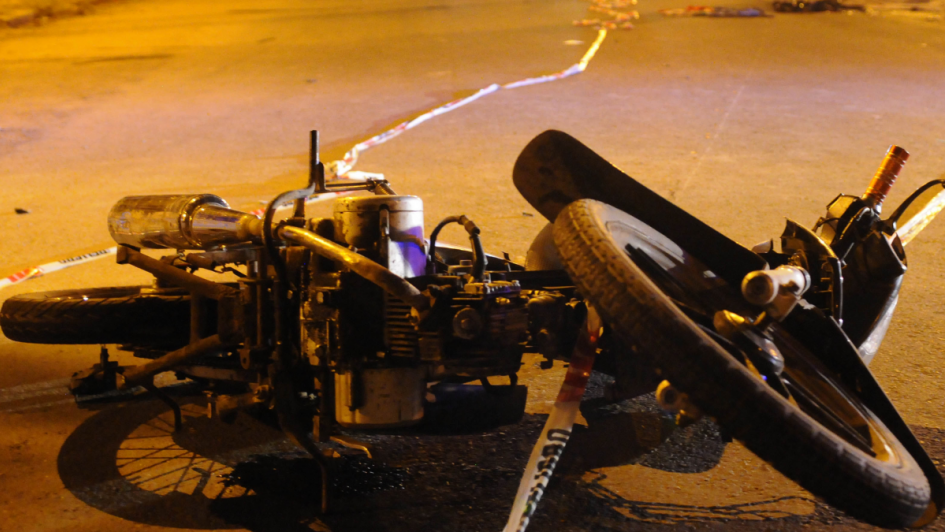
[333,195,426,278]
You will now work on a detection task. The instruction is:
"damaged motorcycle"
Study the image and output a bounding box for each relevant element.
[1,130,942,528]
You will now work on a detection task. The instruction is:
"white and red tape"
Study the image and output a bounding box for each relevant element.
[0,30,608,292]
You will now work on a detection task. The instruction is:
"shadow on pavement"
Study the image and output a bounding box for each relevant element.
[55,385,534,531]
[55,383,925,531]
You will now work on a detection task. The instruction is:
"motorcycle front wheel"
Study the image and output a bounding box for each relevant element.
[553,199,931,527]
[1,286,191,348]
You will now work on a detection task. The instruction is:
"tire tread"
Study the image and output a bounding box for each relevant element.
[552,199,929,527]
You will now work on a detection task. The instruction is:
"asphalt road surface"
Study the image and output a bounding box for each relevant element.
[2,0,945,530]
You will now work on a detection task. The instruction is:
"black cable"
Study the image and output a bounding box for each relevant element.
[428,216,462,273]
[469,232,486,281]
[885,179,945,229]
[427,215,487,280]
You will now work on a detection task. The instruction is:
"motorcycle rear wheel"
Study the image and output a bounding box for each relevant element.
[553,199,931,527]
[1,286,191,348]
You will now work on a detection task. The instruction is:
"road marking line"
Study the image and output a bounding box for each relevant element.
[0,386,71,405]
[672,83,746,200]
[2,397,75,413]
[0,377,70,400]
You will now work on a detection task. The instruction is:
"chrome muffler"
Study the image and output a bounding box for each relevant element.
[108,194,262,249]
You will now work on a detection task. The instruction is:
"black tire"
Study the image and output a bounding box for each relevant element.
[1,286,191,348]
[553,199,931,527]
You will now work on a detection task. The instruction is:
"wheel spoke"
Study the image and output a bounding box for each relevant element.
[554,199,928,526]
[624,223,882,457]
[781,375,875,456]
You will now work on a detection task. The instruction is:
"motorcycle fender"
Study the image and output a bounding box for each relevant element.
[513,130,766,288]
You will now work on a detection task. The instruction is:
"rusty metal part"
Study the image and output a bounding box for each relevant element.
[863,145,909,211]
[117,246,237,301]
[119,334,227,388]
[279,225,430,311]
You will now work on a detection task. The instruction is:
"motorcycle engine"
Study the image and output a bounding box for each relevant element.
[301,196,531,429]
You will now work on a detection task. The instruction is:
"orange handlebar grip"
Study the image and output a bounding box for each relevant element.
[863,145,909,210]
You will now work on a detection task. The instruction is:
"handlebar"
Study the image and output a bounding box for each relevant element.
[862,145,909,212]
[742,265,811,307]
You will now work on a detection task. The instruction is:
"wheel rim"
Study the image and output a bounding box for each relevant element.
[600,214,904,466]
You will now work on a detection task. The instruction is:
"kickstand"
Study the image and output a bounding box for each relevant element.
[330,434,374,459]
[142,382,183,432]
[280,421,331,513]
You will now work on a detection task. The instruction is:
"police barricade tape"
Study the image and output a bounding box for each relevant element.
[0,30,608,291]
[503,309,602,532]
[0,248,119,290]
[329,30,608,178]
